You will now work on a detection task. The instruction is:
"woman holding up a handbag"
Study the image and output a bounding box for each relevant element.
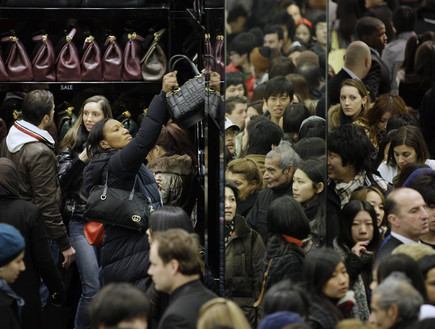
[83,72,178,289]
[58,95,113,329]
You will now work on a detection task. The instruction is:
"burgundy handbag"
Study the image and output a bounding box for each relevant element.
[214,34,225,77]
[122,32,144,81]
[32,33,56,82]
[0,48,8,81]
[0,34,33,81]
[141,28,167,81]
[204,33,213,78]
[81,35,103,81]
[102,35,123,81]
[56,27,81,82]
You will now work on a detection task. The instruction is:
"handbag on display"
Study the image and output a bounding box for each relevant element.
[84,171,153,233]
[56,27,81,82]
[0,33,33,82]
[204,33,213,79]
[84,221,105,247]
[117,110,138,137]
[31,33,56,82]
[141,28,167,81]
[166,54,205,129]
[57,103,77,141]
[0,48,8,81]
[214,34,225,77]
[102,34,123,81]
[81,34,103,81]
[122,32,144,81]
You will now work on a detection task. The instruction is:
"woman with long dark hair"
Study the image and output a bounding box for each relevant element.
[58,95,112,329]
[83,72,177,289]
[333,200,380,321]
[261,195,310,291]
[304,248,353,329]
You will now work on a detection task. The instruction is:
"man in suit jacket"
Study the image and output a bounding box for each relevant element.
[356,16,391,101]
[376,188,430,263]
[148,229,217,329]
[327,41,372,107]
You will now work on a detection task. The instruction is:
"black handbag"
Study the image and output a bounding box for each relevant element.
[84,172,153,233]
[166,54,205,129]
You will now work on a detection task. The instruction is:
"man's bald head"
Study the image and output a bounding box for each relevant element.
[344,41,371,69]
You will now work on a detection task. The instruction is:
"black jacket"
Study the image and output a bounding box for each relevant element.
[157,279,217,329]
[83,91,169,289]
[419,83,435,158]
[0,289,21,329]
[246,181,293,243]
[363,48,391,101]
[375,234,403,265]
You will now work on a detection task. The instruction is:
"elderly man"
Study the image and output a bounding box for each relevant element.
[369,273,423,329]
[246,141,301,242]
[376,188,430,263]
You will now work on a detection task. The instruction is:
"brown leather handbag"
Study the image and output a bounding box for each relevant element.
[56,27,81,81]
[81,35,103,81]
[141,28,167,81]
[1,34,33,81]
[32,33,56,82]
[102,35,123,81]
[122,32,144,81]
[204,33,213,79]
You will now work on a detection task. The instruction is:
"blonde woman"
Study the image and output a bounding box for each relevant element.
[197,298,251,329]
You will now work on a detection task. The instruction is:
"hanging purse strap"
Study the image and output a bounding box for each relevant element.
[168,54,201,75]
[253,257,274,308]
[101,171,138,201]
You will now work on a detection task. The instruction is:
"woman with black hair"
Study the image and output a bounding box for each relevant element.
[83,72,177,289]
[224,181,265,327]
[261,195,310,291]
[333,200,380,321]
[304,248,353,329]
[292,157,326,247]
[418,254,435,305]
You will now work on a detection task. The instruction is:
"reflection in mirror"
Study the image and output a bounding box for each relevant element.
[224,0,328,321]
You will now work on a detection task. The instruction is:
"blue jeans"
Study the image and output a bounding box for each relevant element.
[69,219,101,329]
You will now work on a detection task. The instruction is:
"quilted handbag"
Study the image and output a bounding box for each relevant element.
[141,28,167,81]
[166,54,205,129]
[84,172,153,233]
[84,221,105,247]
[56,27,81,82]
[122,32,144,81]
[0,34,33,81]
[31,33,56,82]
[81,34,103,81]
[102,35,123,81]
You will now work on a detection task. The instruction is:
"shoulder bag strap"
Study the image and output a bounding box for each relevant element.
[253,257,274,307]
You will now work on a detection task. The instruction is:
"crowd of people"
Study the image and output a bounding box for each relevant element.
[2,0,435,329]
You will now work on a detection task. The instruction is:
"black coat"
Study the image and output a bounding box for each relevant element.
[419,83,435,158]
[156,279,217,329]
[0,198,64,329]
[375,234,403,265]
[83,91,169,289]
[0,290,21,329]
[246,181,293,243]
[363,48,391,101]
